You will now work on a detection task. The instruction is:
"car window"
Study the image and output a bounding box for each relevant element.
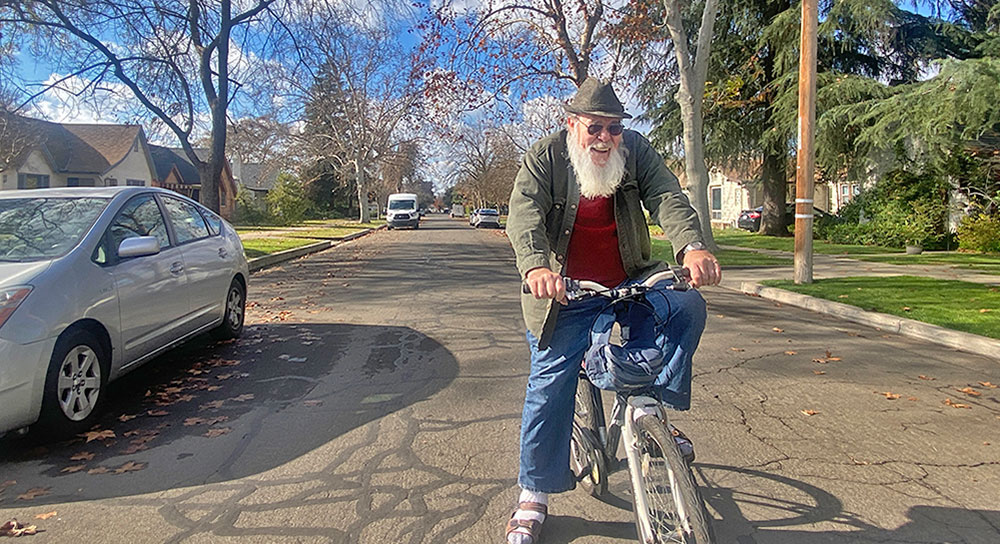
[161,196,210,244]
[200,207,222,236]
[0,197,109,262]
[108,194,170,257]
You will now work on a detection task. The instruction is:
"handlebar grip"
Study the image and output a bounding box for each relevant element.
[521,278,580,296]
[521,283,531,294]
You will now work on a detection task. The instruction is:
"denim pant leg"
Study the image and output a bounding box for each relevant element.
[647,287,707,411]
[518,297,605,494]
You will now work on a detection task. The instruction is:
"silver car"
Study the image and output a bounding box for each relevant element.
[0,187,249,437]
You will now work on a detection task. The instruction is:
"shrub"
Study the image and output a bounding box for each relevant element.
[266,173,311,226]
[957,213,1000,253]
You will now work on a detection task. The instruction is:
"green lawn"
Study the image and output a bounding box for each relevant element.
[851,252,1000,273]
[712,229,902,255]
[288,227,368,239]
[240,237,324,259]
[763,276,1000,340]
[651,238,792,267]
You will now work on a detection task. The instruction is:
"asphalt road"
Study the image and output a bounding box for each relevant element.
[2,214,999,543]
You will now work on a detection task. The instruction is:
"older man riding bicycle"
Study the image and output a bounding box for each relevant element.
[504,77,721,544]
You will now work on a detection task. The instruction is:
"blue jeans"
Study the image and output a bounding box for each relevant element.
[517,282,707,493]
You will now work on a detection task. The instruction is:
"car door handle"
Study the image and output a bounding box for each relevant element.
[218,247,228,259]
[170,262,184,275]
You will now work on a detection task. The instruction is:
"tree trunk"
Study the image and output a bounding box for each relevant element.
[759,151,788,236]
[677,94,718,251]
[355,161,370,223]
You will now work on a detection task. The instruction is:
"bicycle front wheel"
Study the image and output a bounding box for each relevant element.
[628,415,713,544]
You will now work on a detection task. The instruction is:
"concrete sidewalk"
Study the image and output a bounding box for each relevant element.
[716,246,1000,360]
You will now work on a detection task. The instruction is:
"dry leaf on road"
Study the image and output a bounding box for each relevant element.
[918,375,936,381]
[772,327,784,333]
[979,381,998,388]
[87,467,110,475]
[33,512,57,520]
[146,410,169,417]
[944,398,972,409]
[60,465,86,474]
[81,430,115,443]
[957,387,982,397]
[730,347,745,352]
[204,428,232,438]
[230,394,254,402]
[17,488,50,501]
[113,461,146,474]
[1,519,40,536]
[880,392,901,400]
[813,371,826,375]
[785,351,797,355]
[69,452,95,462]
[800,410,819,416]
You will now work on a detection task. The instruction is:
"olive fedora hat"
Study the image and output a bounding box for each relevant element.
[564,77,632,119]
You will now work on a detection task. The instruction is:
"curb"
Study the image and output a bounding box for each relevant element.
[247,226,382,273]
[738,281,1000,360]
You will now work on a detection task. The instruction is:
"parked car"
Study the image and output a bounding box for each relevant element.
[471,208,501,229]
[385,193,420,229]
[0,187,249,437]
[737,204,837,231]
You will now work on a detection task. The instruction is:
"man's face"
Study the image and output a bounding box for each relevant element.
[567,114,624,166]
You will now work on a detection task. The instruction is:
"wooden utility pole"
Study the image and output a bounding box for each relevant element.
[794,0,818,283]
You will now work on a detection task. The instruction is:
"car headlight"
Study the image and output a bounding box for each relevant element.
[0,286,33,330]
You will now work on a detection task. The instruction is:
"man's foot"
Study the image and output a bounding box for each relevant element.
[671,425,695,464]
[505,490,548,544]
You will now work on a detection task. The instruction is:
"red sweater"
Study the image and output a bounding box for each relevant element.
[564,196,627,287]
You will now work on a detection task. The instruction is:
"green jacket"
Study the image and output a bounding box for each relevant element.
[506,129,704,348]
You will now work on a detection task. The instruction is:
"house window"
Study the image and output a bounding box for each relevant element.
[17,173,50,189]
[67,177,96,187]
[106,178,118,187]
[710,187,722,220]
[126,179,145,186]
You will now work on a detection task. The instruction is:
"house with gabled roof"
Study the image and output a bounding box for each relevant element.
[147,145,237,220]
[0,114,155,191]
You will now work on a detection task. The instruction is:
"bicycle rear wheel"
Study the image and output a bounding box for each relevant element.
[628,415,713,544]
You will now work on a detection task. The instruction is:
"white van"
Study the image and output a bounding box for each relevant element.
[386,193,420,229]
[450,204,465,218]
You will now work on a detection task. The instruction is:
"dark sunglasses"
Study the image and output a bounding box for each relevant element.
[579,119,625,136]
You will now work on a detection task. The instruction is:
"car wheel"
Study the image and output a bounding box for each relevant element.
[38,328,108,435]
[211,279,245,340]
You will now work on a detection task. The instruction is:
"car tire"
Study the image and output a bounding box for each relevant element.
[414,223,419,229]
[38,328,109,436]
[211,279,245,340]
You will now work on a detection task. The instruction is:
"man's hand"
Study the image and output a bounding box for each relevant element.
[524,267,568,305]
[683,249,722,288]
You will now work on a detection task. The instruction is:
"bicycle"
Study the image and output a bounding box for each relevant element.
[562,268,714,544]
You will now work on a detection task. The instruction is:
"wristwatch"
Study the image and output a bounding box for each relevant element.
[678,241,706,263]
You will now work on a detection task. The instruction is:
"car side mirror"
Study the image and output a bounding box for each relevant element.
[118,236,160,258]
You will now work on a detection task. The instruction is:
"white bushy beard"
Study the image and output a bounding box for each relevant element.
[567,128,627,199]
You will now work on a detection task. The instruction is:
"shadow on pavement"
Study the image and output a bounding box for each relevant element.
[0,322,458,505]
[696,463,1000,543]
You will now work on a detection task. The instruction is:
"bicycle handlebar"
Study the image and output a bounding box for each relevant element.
[521,267,692,301]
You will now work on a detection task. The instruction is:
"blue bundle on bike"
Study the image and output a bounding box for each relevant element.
[584,300,669,391]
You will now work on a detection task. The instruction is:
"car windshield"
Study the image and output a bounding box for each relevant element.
[0,197,110,262]
[389,200,415,210]
[480,209,498,215]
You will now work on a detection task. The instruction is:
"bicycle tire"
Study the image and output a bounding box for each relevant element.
[574,376,601,431]
[628,415,713,544]
[571,422,609,497]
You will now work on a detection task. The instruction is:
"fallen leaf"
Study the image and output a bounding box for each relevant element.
[113,461,146,474]
[230,394,254,402]
[813,358,829,364]
[907,397,919,401]
[87,467,110,475]
[813,370,826,375]
[204,428,232,438]
[117,414,138,422]
[784,351,797,355]
[944,398,971,409]
[121,444,148,454]
[800,410,819,416]
[979,381,998,389]
[902,306,911,312]
[183,417,207,426]
[69,452,95,462]
[880,392,901,400]
[730,347,745,352]
[957,387,982,397]
[146,410,169,417]
[34,512,57,520]
[0,519,40,536]
[60,465,87,474]
[980,308,991,313]
[772,327,784,333]
[825,349,833,358]
[81,430,115,443]
[918,375,936,381]
[837,294,849,298]
[17,488,50,500]
[199,400,224,410]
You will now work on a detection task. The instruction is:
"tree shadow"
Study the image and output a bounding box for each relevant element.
[0,322,458,505]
